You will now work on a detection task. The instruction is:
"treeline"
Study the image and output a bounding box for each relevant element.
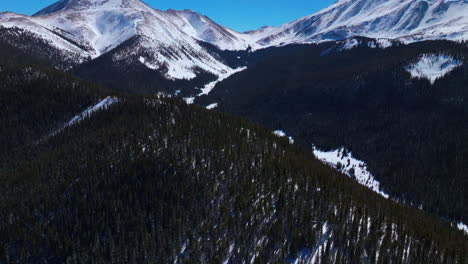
[0,42,109,168]
[0,26,86,70]
[73,36,218,96]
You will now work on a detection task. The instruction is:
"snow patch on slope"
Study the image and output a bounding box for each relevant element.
[289,223,331,264]
[45,96,118,141]
[273,130,294,144]
[206,103,218,110]
[313,146,389,199]
[199,66,247,95]
[341,38,396,50]
[342,38,359,50]
[375,39,394,49]
[184,66,247,103]
[138,56,158,70]
[66,96,119,126]
[457,222,468,235]
[406,54,463,84]
[183,97,195,104]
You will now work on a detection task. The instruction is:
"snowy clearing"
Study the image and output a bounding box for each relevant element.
[406,54,463,84]
[341,39,359,50]
[313,146,389,199]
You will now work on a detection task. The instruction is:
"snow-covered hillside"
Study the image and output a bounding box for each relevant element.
[0,0,248,80]
[245,0,468,48]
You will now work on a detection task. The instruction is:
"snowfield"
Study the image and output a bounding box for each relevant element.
[406,54,463,84]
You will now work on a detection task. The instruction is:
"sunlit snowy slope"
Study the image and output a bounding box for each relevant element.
[1,0,467,79]
[247,0,468,47]
[0,0,249,79]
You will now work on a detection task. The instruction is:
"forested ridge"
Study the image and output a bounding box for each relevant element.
[0,26,86,70]
[201,39,468,224]
[0,42,111,166]
[72,37,218,96]
[0,42,467,263]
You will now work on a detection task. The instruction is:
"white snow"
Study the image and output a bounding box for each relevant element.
[183,97,195,104]
[457,222,468,235]
[310,223,330,264]
[273,130,294,144]
[138,56,159,70]
[2,0,468,80]
[2,0,468,65]
[273,130,286,137]
[198,67,247,96]
[376,39,393,49]
[0,1,247,81]
[66,96,119,126]
[342,39,359,50]
[406,54,463,84]
[289,223,330,264]
[313,146,389,199]
[337,38,396,51]
[244,0,468,49]
[45,96,118,140]
[206,103,218,110]
[222,243,235,264]
[183,66,246,105]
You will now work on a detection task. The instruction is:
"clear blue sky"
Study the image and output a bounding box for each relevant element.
[0,0,336,32]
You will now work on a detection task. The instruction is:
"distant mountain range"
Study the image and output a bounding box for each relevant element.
[1,0,467,81]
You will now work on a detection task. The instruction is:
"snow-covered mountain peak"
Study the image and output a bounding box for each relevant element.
[4,0,467,57]
[33,0,149,16]
[249,0,468,48]
[1,0,467,82]
[3,0,254,57]
[0,0,254,80]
